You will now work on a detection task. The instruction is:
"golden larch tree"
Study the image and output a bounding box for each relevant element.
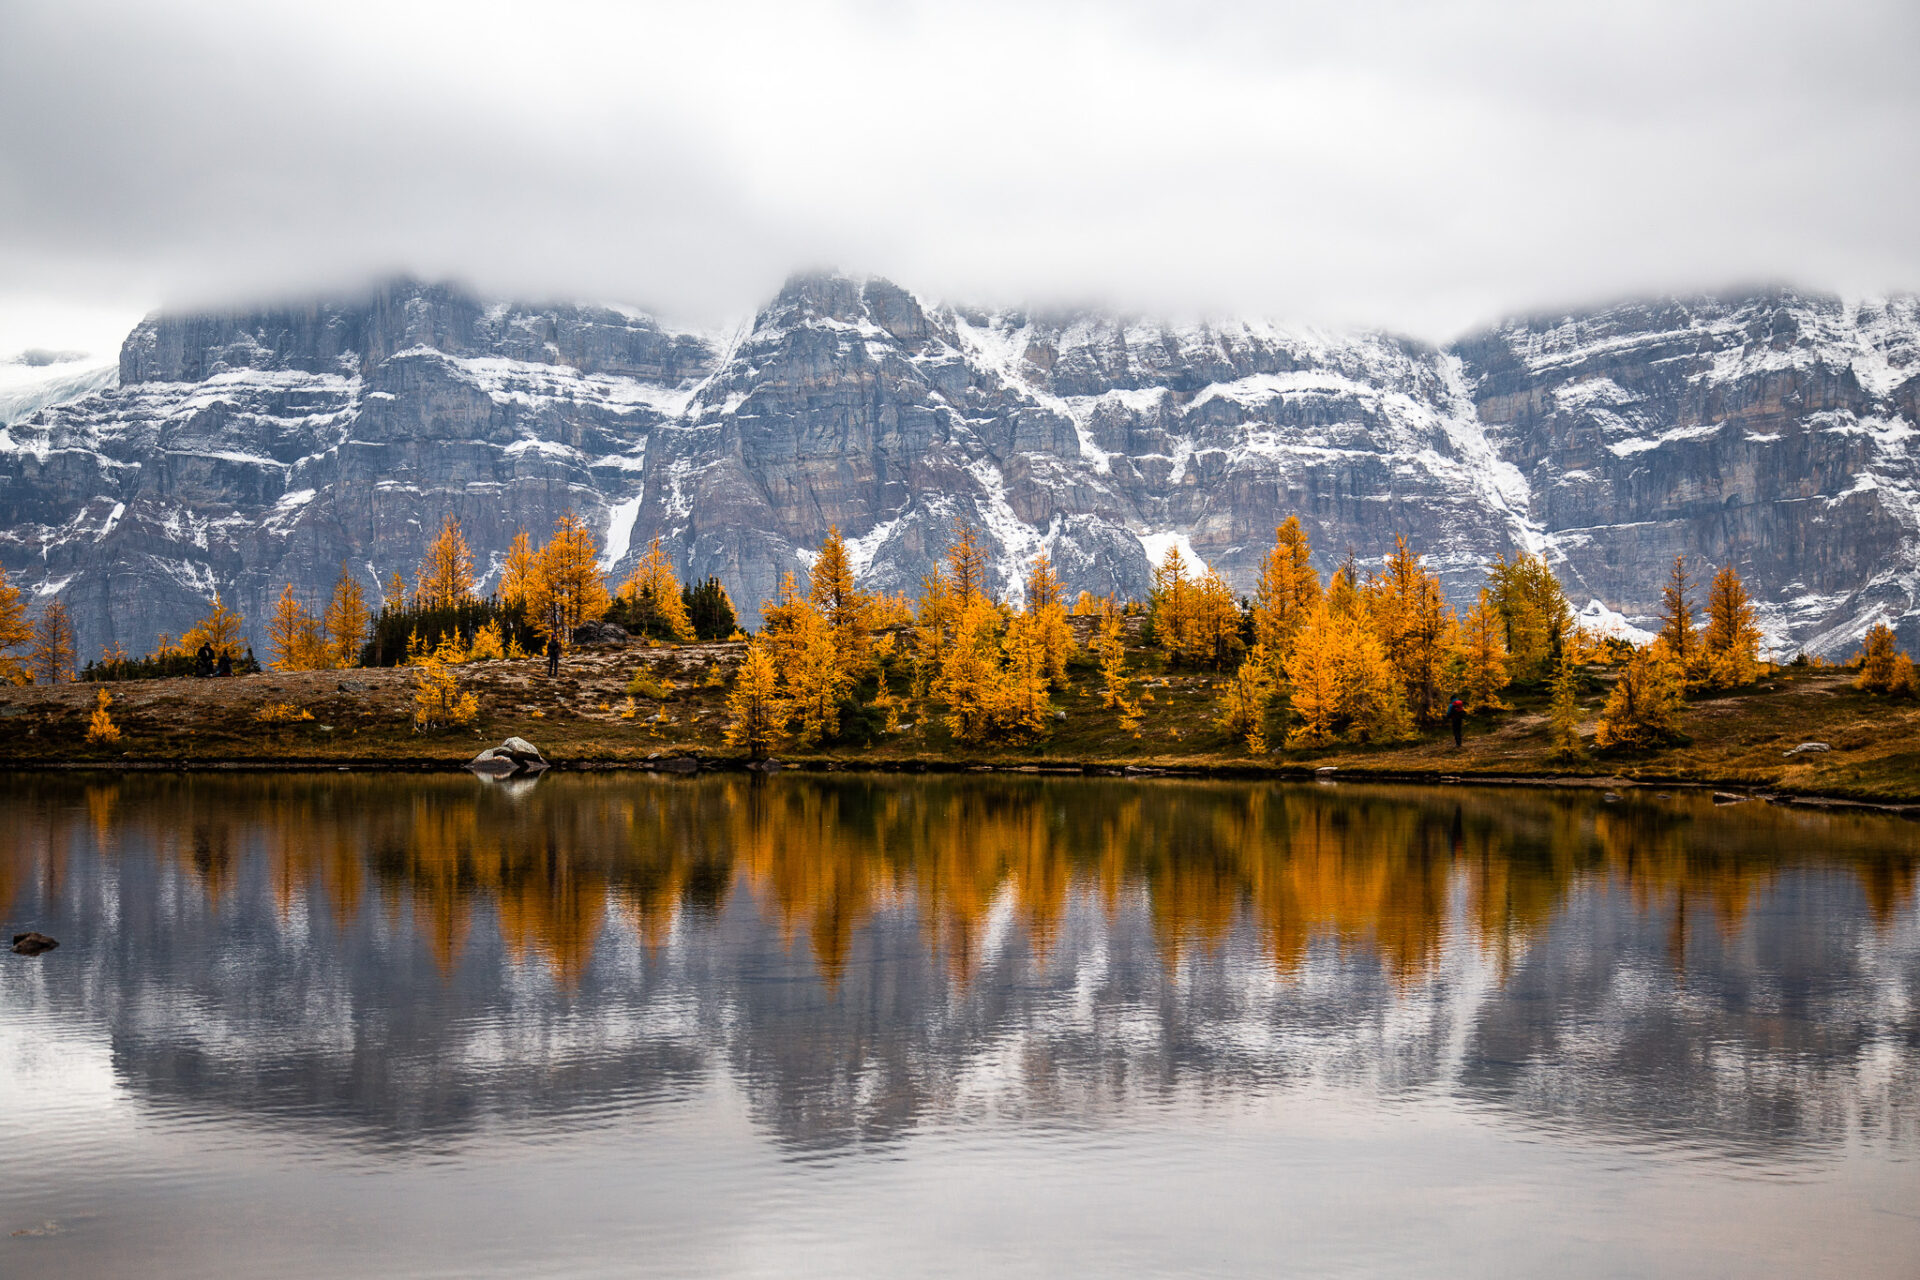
[936,594,1007,743]
[1192,568,1245,669]
[1216,645,1275,754]
[808,526,874,675]
[1283,601,1345,747]
[1657,555,1695,672]
[1460,589,1510,711]
[1854,624,1919,697]
[946,520,991,605]
[383,571,408,614]
[618,535,692,640]
[30,600,77,684]
[1150,545,1198,664]
[182,594,246,659]
[530,512,612,643]
[1593,643,1686,750]
[1371,535,1457,722]
[267,584,330,671]
[498,531,537,609]
[1253,516,1321,665]
[1701,563,1762,688]
[1486,552,1573,684]
[781,603,848,747]
[1092,610,1142,732]
[415,516,476,609]
[412,634,480,730]
[996,612,1054,740]
[0,565,31,685]
[1547,658,1585,760]
[322,565,371,668]
[1023,552,1075,687]
[909,570,956,700]
[86,687,122,745]
[1285,600,1411,747]
[724,643,784,757]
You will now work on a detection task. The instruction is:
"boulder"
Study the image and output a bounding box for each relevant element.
[1712,792,1750,805]
[745,758,783,773]
[468,736,549,775]
[12,932,58,956]
[571,620,630,647]
[1783,742,1831,756]
[658,756,699,773]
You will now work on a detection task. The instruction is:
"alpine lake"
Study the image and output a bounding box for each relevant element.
[3,771,1917,1277]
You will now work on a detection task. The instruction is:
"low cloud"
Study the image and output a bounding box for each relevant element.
[3,0,1916,339]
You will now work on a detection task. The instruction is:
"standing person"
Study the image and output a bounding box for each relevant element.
[546,634,562,678]
[195,641,214,678]
[1447,696,1467,748]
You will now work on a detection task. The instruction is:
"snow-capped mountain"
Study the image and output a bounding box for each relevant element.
[3,275,1916,661]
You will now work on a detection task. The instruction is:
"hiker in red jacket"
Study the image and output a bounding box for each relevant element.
[1447,696,1467,748]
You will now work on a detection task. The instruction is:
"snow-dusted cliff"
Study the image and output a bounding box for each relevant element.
[3,276,1916,660]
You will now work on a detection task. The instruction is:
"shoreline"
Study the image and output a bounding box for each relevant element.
[5,649,1919,811]
[8,752,1918,816]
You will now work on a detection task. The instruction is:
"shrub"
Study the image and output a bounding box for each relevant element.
[411,640,479,731]
[255,702,314,725]
[86,688,122,744]
[627,670,675,701]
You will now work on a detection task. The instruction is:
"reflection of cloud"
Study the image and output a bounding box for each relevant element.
[0,774,1916,1160]
[0,1004,133,1131]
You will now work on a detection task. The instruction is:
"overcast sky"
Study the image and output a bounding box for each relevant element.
[2,0,1917,357]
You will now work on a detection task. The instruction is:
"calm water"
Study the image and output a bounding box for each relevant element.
[2,773,1917,1278]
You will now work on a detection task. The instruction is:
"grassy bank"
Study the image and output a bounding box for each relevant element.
[5,640,1919,804]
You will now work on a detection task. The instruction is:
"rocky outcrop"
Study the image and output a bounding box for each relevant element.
[571,620,630,647]
[3,276,1917,660]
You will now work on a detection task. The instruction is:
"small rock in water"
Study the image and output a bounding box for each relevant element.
[1603,792,1622,803]
[1712,792,1750,805]
[11,932,58,956]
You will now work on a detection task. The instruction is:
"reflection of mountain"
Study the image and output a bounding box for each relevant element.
[1,775,1916,1157]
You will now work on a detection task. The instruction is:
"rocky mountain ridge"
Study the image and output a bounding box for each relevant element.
[2,275,1916,661]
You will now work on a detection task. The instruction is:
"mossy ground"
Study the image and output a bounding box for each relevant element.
[4,641,1918,803]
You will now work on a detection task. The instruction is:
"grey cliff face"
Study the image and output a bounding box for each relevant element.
[2,275,1917,661]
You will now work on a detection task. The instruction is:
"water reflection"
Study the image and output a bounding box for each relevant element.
[1,773,1917,1164]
